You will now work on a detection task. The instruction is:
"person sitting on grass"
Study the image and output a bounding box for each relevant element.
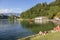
[54,25,60,31]
[39,31,43,35]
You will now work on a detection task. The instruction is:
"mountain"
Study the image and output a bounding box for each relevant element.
[0,13,20,16]
[20,0,60,19]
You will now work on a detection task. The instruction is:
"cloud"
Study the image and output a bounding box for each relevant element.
[0,9,8,13]
[0,8,22,14]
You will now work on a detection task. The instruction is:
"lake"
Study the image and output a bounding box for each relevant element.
[0,20,55,40]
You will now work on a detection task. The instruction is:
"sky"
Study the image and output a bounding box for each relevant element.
[0,0,55,13]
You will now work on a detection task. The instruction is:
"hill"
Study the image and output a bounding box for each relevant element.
[20,0,60,19]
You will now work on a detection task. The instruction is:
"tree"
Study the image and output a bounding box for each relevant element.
[55,12,60,18]
[48,6,60,19]
[20,0,60,19]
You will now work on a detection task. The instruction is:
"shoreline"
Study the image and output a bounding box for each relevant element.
[18,30,55,40]
[18,29,60,40]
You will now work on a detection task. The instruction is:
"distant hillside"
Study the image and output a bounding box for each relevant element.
[0,13,20,16]
[20,0,60,19]
[0,14,9,19]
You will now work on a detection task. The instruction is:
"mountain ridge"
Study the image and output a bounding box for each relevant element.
[20,0,60,19]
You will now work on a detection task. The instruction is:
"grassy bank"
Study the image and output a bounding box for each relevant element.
[18,31,60,40]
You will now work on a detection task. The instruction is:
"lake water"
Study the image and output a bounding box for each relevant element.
[0,20,55,40]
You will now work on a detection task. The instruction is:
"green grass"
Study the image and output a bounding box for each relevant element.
[19,31,60,40]
[29,31,60,40]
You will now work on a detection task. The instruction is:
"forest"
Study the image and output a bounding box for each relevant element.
[20,0,60,19]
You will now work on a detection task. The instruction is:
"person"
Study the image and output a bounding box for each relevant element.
[54,25,60,31]
[39,31,43,35]
[43,31,48,35]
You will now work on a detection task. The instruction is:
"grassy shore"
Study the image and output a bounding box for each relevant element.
[18,31,60,40]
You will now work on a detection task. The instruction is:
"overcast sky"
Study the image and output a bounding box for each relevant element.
[0,0,55,13]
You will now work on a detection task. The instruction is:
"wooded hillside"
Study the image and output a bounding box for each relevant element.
[20,0,60,19]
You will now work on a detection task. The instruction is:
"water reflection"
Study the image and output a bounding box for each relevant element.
[21,20,55,33]
[0,20,33,40]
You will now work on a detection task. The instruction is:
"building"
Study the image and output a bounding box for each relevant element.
[34,17,48,24]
